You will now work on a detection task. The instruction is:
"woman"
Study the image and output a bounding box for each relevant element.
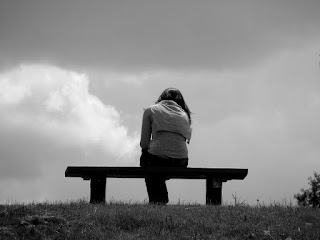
[140,88,192,204]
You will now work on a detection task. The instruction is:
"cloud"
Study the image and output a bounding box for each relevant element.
[182,45,320,203]
[0,65,140,181]
[0,43,319,204]
[1,1,320,72]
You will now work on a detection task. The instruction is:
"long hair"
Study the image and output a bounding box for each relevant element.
[156,88,192,124]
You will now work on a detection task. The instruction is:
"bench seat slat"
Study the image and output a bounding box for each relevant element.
[65,166,248,181]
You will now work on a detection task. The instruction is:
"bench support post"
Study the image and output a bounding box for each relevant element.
[206,178,222,205]
[90,178,106,204]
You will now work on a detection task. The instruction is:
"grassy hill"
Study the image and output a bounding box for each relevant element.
[0,200,319,239]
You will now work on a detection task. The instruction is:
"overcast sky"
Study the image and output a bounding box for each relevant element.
[0,0,319,205]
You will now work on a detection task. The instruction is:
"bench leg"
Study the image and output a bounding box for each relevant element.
[90,178,106,204]
[206,178,222,205]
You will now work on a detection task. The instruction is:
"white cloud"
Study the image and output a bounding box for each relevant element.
[0,78,32,104]
[0,64,140,167]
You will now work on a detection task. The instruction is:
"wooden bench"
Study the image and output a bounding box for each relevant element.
[65,166,248,205]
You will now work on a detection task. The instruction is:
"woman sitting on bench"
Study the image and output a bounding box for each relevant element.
[140,87,192,204]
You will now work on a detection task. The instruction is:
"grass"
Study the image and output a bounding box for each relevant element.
[0,200,319,240]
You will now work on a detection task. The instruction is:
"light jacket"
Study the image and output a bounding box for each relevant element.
[150,100,192,143]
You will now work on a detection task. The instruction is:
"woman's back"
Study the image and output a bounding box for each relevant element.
[147,100,191,159]
[149,131,188,159]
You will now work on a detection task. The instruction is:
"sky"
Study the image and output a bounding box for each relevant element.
[0,0,319,205]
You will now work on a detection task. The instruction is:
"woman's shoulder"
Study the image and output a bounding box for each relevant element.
[146,103,161,113]
[143,106,152,118]
[144,105,154,112]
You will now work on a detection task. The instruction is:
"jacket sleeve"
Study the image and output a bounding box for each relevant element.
[187,124,192,144]
[140,108,152,150]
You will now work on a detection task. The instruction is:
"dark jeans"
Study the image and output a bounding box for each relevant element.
[140,151,188,204]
